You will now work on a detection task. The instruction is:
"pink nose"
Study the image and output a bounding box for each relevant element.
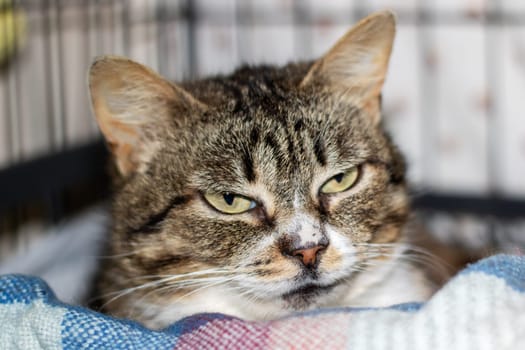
[291,245,325,267]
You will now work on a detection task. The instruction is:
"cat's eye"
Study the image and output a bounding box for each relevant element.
[320,167,359,194]
[204,192,256,214]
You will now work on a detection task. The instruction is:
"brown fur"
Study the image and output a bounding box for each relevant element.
[89,12,436,329]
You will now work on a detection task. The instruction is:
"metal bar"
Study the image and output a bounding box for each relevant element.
[185,0,197,78]
[483,1,502,242]
[13,2,525,27]
[0,140,109,210]
[55,0,67,148]
[41,0,56,151]
[412,193,525,219]
[233,0,249,64]
[2,1,14,163]
[12,2,23,159]
[120,0,130,57]
[417,2,438,189]
[156,0,168,76]
[292,0,310,59]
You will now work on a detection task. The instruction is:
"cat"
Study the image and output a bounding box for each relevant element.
[89,11,436,329]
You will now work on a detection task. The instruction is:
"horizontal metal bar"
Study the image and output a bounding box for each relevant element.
[16,1,525,27]
[0,140,109,210]
[412,193,525,219]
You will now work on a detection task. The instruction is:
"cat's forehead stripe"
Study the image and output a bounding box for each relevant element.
[313,134,327,166]
[242,147,256,183]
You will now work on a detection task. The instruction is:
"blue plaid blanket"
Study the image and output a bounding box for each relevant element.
[1,254,524,349]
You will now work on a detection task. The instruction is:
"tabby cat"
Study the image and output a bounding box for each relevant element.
[89,11,435,329]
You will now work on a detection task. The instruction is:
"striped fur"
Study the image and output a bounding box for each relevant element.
[89,12,435,329]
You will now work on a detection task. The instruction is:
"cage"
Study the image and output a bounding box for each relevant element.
[1,0,525,296]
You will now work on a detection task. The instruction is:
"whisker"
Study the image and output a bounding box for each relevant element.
[95,268,241,307]
[171,275,248,302]
[131,275,243,309]
[353,244,452,280]
[341,241,451,280]
[128,268,238,282]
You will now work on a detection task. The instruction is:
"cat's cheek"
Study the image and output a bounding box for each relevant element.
[318,225,357,276]
[370,223,403,245]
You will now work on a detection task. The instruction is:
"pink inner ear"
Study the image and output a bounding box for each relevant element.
[299,13,394,126]
[90,56,207,177]
[105,119,142,175]
[109,142,135,175]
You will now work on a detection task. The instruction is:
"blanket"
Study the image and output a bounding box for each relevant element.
[1,254,524,349]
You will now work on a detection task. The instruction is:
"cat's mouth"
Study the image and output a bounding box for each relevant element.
[281,282,338,308]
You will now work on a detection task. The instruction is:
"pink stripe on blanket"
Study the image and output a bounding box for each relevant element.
[173,311,352,349]
[267,312,351,348]
[174,317,270,349]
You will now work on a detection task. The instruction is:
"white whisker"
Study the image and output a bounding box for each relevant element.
[96,268,242,309]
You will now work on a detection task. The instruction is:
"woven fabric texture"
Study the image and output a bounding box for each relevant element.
[1,255,524,350]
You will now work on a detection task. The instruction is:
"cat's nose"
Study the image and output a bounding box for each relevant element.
[290,244,326,267]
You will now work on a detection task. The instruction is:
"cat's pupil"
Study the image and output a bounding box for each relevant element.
[223,193,235,206]
[334,173,344,183]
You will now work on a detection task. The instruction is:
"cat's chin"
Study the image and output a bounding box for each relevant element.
[127,261,434,330]
[281,282,339,309]
[131,281,344,329]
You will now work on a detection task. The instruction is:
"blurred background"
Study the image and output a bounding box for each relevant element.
[0,0,524,297]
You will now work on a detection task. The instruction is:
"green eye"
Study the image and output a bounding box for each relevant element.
[204,192,256,214]
[320,167,359,194]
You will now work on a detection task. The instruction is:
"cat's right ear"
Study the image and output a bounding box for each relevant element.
[300,11,396,124]
[89,56,205,176]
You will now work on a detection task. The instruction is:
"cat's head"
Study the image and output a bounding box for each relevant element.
[90,11,412,328]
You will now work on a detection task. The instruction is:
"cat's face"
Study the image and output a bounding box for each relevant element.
[90,12,422,328]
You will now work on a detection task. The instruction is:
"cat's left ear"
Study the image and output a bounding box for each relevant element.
[89,56,206,176]
[301,11,396,123]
